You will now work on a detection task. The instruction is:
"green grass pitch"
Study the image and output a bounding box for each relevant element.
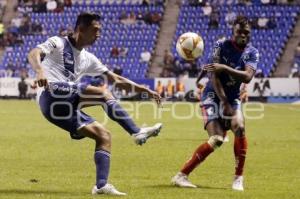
[0,100,299,199]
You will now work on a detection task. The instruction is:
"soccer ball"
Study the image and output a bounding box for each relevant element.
[176,32,204,60]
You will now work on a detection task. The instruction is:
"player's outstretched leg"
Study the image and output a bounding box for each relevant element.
[231,110,247,191]
[78,122,126,196]
[133,123,163,145]
[102,99,163,145]
[80,86,163,146]
[171,121,225,188]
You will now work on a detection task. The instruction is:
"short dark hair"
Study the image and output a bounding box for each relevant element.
[233,15,250,28]
[75,12,101,30]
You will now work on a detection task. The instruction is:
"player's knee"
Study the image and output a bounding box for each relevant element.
[233,125,245,137]
[94,126,111,145]
[207,135,224,149]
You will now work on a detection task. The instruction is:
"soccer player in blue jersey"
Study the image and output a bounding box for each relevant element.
[28,12,162,196]
[172,16,259,191]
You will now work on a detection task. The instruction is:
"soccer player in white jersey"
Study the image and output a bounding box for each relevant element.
[28,12,162,196]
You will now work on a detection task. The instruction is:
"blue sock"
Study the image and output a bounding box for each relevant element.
[103,99,140,135]
[95,150,110,189]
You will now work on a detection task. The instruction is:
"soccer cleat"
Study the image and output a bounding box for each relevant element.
[133,123,163,145]
[171,172,197,188]
[232,175,244,191]
[91,184,126,196]
[223,135,229,142]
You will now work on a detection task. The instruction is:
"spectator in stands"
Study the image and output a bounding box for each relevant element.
[140,49,151,63]
[136,11,145,24]
[119,47,128,58]
[0,1,6,19]
[172,57,183,75]
[110,46,119,58]
[64,0,72,7]
[144,12,161,25]
[161,68,171,77]
[46,0,57,12]
[128,12,137,23]
[258,15,269,29]
[54,0,64,13]
[6,32,17,46]
[11,14,23,30]
[261,0,271,4]
[209,7,219,29]
[151,12,162,24]
[142,0,151,6]
[15,34,24,45]
[163,49,174,67]
[166,80,175,99]
[18,77,28,99]
[19,14,31,34]
[188,0,202,6]
[202,2,212,16]
[188,60,199,77]
[175,80,185,101]
[156,81,165,98]
[225,8,237,28]
[32,0,47,13]
[120,12,136,25]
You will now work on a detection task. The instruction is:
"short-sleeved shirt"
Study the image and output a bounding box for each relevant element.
[37,36,108,83]
[36,36,109,102]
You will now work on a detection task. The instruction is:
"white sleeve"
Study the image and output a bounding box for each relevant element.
[87,53,109,75]
[36,36,63,55]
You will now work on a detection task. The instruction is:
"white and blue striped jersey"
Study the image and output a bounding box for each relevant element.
[37,36,108,83]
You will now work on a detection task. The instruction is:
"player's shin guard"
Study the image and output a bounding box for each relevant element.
[234,136,247,176]
[103,99,140,135]
[180,142,214,175]
[95,150,110,189]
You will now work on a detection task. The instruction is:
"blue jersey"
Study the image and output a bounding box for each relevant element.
[203,39,259,102]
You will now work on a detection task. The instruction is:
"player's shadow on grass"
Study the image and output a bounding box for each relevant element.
[146,184,228,190]
[0,189,78,195]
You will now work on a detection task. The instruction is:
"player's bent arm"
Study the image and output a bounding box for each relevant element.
[205,64,255,83]
[105,71,147,92]
[28,48,44,73]
[223,65,255,84]
[28,48,48,87]
[105,71,161,104]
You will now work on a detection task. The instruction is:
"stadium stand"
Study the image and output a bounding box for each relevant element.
[1,0,300,79]
[0,0,164,79]
[172,2,300,77]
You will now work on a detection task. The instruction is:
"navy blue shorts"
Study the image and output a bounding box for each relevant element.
[200,96,241,130]
[39,82,95,140]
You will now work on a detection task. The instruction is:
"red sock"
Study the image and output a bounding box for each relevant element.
[181,142,214,175]
[234,136,247,176]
